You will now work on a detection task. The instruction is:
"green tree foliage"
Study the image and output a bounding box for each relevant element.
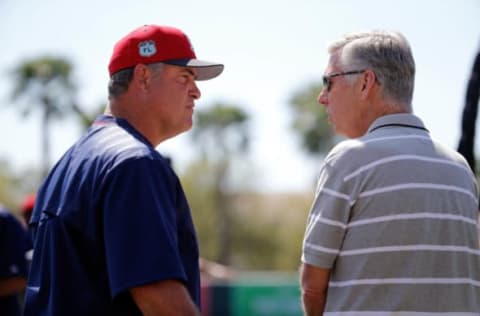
[182,161,312,270]
[0,159,40,216]
[228,192,312,270]
[289,81,334,155]
[181,160,219,261]
[185,103,314,270]
[193,104,249,160]
[188,103,250,265]
[9,56,84,176]
[77,103,107,132]
[0,160,19,210]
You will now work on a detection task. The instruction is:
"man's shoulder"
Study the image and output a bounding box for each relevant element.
[73,123,162,168]
[44,123,167,192]
[326,138,370,162]
[324,133,421,171]
[90,123,151,153]
[430,137,469,162]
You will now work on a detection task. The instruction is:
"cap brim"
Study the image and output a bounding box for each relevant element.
[163,59,224,81]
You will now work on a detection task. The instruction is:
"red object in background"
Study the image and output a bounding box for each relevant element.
[21,193,35,224]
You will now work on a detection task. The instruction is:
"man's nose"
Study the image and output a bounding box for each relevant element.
[317,88,328,106]
[191,82,201,100]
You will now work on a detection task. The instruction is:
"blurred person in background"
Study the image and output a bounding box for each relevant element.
[20,193,35,268]
[20,193,35,227]
[0,205,30,316]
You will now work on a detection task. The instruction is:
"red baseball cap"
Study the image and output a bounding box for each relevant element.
[108,25,224,80]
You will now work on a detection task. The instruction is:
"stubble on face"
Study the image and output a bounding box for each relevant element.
[149,64,200,141]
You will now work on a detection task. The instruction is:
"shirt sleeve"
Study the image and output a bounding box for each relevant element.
[102,157,186,298]
[302,157,353,269]
[0,212,29,279]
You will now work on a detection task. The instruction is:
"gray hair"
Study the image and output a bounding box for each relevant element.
[328,30,415,110]
[108,68,134,99]
[107,63,164,99]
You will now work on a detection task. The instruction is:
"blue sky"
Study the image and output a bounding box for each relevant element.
[0,0,479,192]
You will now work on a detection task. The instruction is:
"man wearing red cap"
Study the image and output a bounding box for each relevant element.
[24,25,223,316]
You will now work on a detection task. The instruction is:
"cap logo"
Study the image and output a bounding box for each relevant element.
[138,40,157,57]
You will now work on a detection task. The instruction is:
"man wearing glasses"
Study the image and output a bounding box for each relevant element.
[300,30,480,315]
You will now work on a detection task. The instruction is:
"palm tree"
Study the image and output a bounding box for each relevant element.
[9,56,81,177]
[288,81,335,156]
[190,103,250,264]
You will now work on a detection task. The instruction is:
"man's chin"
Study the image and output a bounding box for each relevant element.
[178,122,193,135]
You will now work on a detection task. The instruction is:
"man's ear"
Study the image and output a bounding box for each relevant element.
[132,64,151,91]
[359,70,377,99]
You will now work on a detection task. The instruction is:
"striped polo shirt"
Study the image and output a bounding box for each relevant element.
[302,113,480,315]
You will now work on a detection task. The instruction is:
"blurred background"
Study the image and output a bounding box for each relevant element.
[1,0,479,315]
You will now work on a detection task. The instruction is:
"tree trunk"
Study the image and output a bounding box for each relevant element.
[215,159,231,265]
[41,99,51,178]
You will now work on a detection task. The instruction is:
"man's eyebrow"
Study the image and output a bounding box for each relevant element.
[182,68,197,79]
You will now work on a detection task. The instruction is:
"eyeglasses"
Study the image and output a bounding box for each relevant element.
[322,70,366,92]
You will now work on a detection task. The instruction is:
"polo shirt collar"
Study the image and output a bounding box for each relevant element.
[93,115,154,148]
[367,113,427,134]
